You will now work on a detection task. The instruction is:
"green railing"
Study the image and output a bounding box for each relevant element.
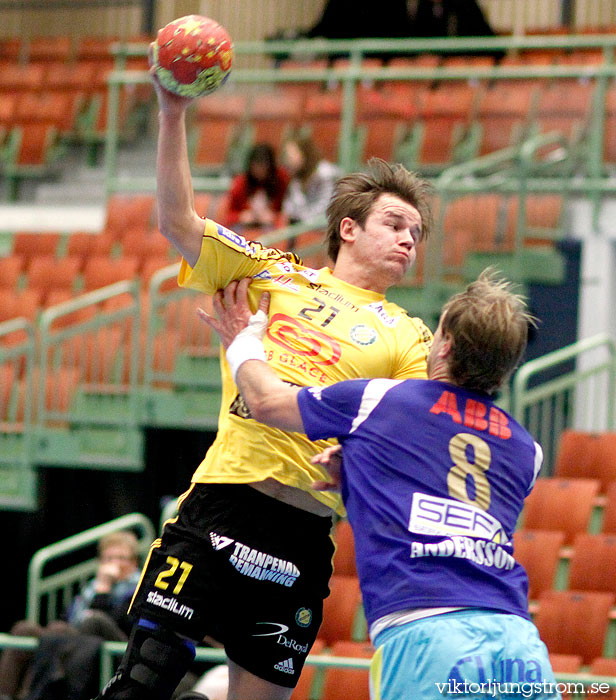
[0,317,36,510]
[26,512,155,626]
[36,280,143,469]
[105,34,616,200]
[512,333,616,473]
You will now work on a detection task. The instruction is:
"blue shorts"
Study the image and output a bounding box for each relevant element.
[370,609,560,700]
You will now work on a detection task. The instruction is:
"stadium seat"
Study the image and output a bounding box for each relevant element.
[82,255,139,291]
[534,590,614,664]
[601,482,616,534]
[26,255,81,303]
[0,37,22,62]
[567,533,616,594]
[121,228,172,260]
[66,231,114,258]
[356,88,418,163]
[13,232,61,261]
[0,288,41,322]
[476,82,538,155]
[192,93,249,171]
[320,641,373,700]
[26,35,72,63]
[248,92,303,150]
[290,638,325,700]
[319,575,363,647]
[278,58,328,98]
[14,91,83,136]
[102,193,155,238]
[414,83,480,172]
[302,92,343,163]
[0,63,45,92]
[0,255,23,289]
[332,519,357,577]
[45,62,98,95]
[512,529,565,600]
[521,477,600,545]
[0,91,18,128]
[554,430,616,494]
[548,653,583,672]
[385,55,440,95]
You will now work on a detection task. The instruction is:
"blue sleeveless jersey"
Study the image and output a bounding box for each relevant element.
[297,378,543,627]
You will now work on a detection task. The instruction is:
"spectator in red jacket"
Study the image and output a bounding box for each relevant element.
[223,143,289,230]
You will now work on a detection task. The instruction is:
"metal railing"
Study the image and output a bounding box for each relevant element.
[512,333,616,472]
[105,34,616,200]
[0,317,36,510]
[36,280,143,468]
[26,512,155,626]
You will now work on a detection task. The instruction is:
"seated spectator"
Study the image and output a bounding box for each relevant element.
[282,134,341,225]
[0,530,141,699]
[223,143,289,230]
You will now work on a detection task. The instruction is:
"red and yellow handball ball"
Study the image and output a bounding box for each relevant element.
[152,14,233,98]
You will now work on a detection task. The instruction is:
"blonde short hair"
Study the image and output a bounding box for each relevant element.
[98,530,139,560]
[439,269,537,395]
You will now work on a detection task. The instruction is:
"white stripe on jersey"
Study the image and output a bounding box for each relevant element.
[528,440,544,492]
[349,379,403,434]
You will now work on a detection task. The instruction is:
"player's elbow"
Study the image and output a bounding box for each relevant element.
[248,396,278,427]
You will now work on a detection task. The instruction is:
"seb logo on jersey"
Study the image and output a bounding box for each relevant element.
[430,390,512,439]
[267,313,341,366]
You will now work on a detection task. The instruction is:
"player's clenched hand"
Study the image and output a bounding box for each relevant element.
[312,444,343,492]
[197,278,270,350]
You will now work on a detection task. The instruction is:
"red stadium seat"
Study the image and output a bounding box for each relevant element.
[534,590,614,664]
[567,533,616,594]
[332,519,357,577]
[82,256,139,291]
[554,430,616,494]
[0,255,24,289]
[319,575,363,647]
[512,529,565,600]
[521,477,600,545]
[321,641,373,700]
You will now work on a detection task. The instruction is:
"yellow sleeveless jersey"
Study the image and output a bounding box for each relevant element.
[177,219,433,513]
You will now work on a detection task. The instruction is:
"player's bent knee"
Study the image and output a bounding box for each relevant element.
[96,618,196,699]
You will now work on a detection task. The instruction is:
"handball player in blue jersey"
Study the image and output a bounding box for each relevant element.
[198,271,560,700]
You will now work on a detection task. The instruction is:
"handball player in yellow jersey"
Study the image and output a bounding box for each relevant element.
[95,59,433,700]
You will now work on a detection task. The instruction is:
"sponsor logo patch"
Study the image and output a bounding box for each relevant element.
[350,324,377,346]
[274,657,295,674]
[209,532,235,550]
[295,607,312,627]
[253,622,290,637]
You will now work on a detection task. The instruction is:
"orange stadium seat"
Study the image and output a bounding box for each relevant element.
[120,228,172,260]
[319,575,363,647]
[385,54,440,94]
[26,35,72,63]
[45,62,98,95]
[290,638,325,700]
[302,92,343,163]
[521,477,600,545]
[601,482,616,534]
[554,430,616,494]
[13,232,61,262]
[66,231,114,259]
[193,93,249,170]
[0,255,24,289]
[0,92,18,129]
[532,80,594,146]
[0,63,45,92]
[321,641,373,700]
[567,533,616,594]
[0,37,22,62]
[356,88,418,162]
[278,58,328,98]
[82,256,139,291]
[476,82,538,155]
[248,92,303,150]
[534,590,614,664]
[512,529,565,600]
[0,288,41,323]
[14,92,83,135]
[26,255,81,303]
[332,519,357,577]
[103,194,155,238]
[548,654,583,672]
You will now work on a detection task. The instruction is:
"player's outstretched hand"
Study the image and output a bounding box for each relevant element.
[312,444,343,492]
[197,278,270,350]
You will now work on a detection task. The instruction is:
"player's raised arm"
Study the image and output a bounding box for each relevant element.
[197,278,304,432]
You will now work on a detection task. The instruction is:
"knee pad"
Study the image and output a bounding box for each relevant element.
[98,618,196,700]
